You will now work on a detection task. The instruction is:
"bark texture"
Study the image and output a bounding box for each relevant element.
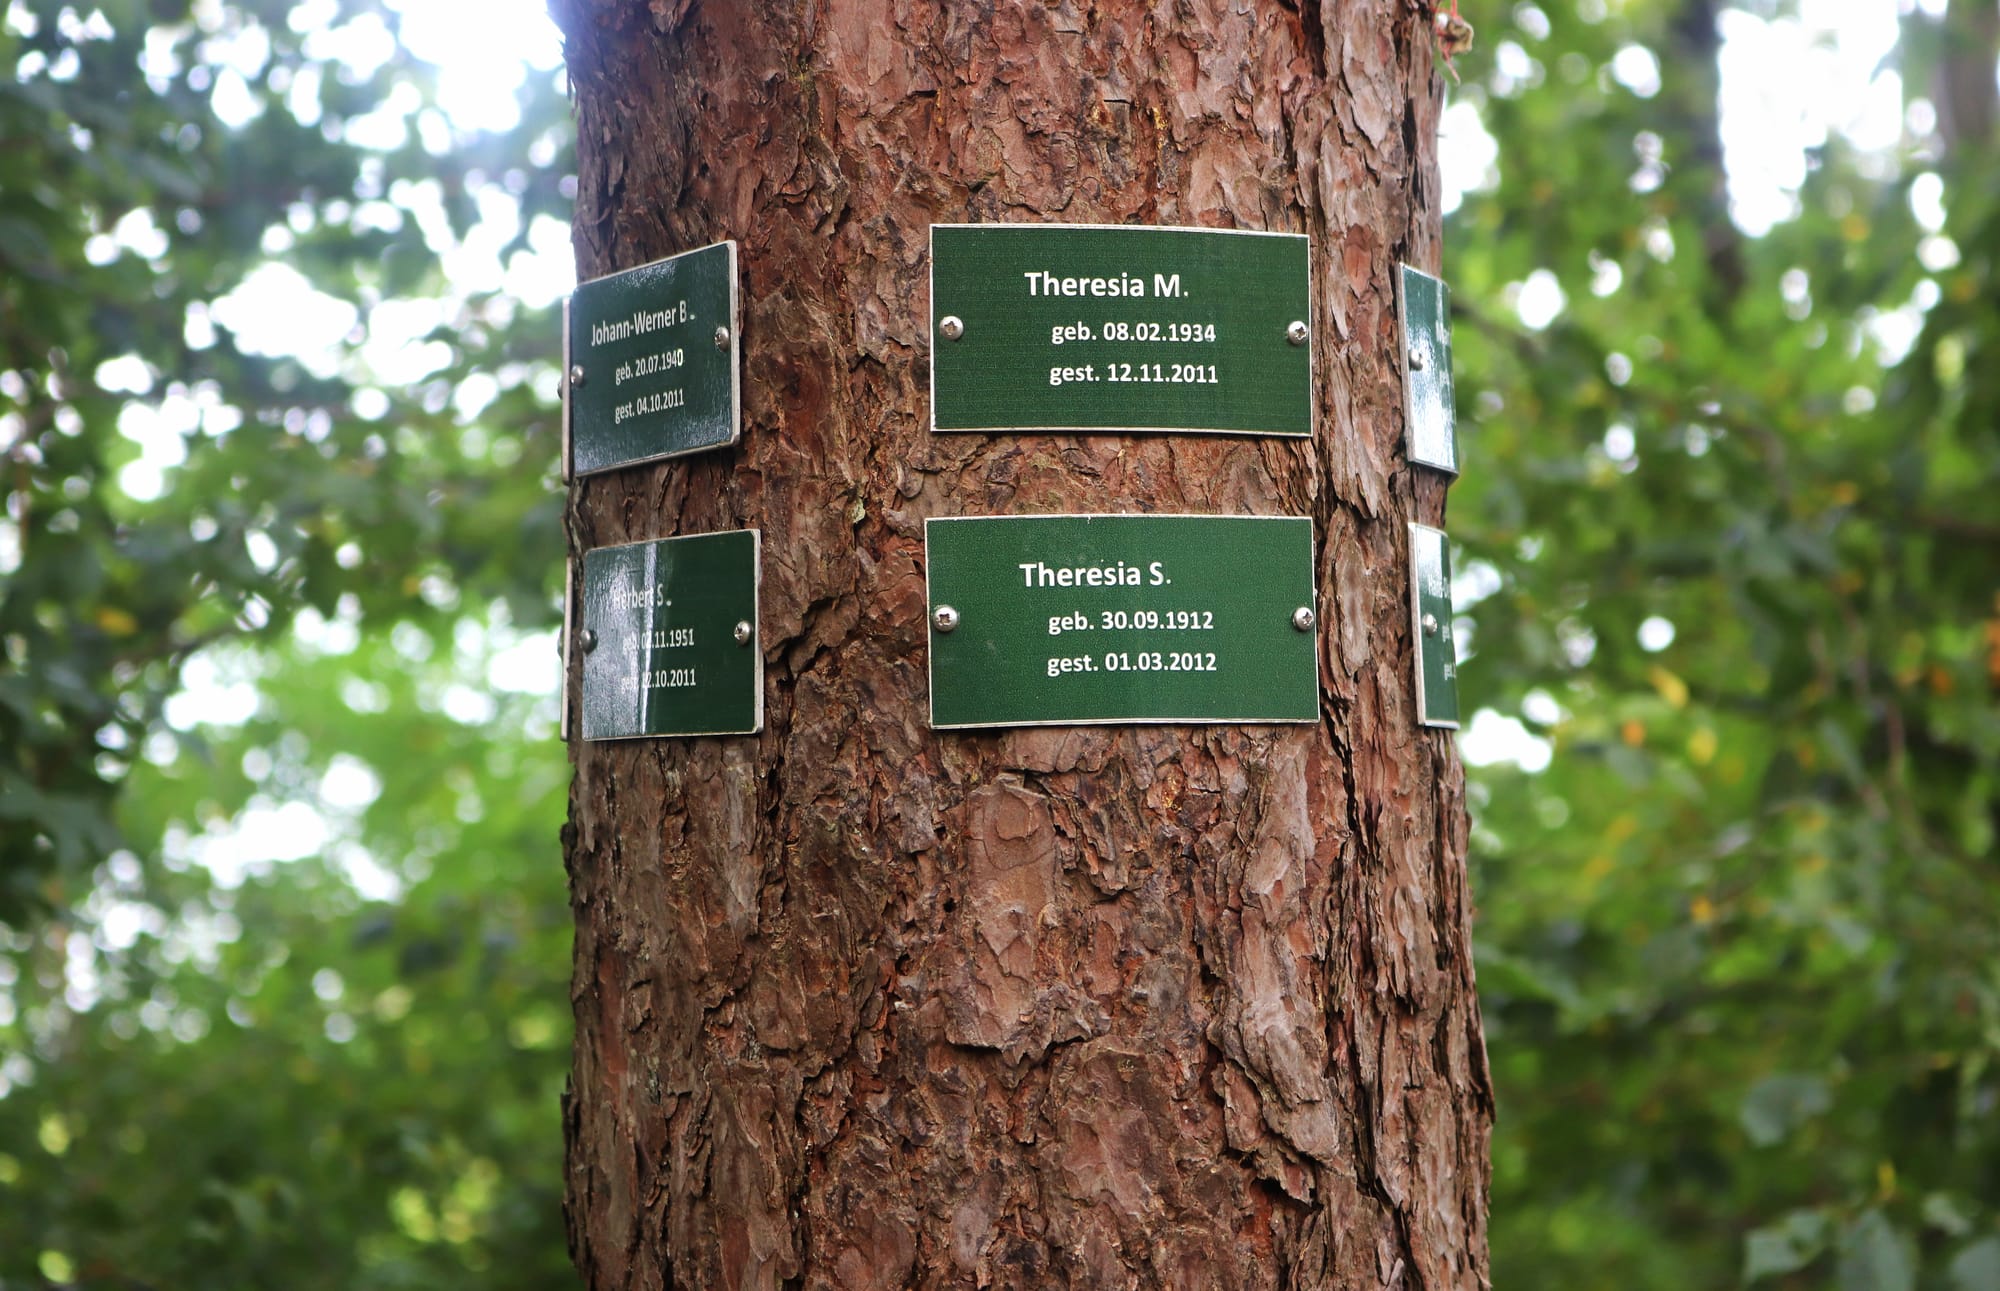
[553,2,1489,1286]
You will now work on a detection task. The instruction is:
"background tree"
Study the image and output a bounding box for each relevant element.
[551,1,1487,1286]
[1446,0,2000,1285]
[0,0,576,1282]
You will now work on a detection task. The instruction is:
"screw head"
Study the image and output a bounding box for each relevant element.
[1422,613,1440,637]
[933,604,960,633]
[938,315,965,341]
[1408,346,1426,372]
[578,628,597,653]
[733,620,753,646]
[1291,606,1315,632]
[1287,320,1309,346]
[714,326,731,350]
[568,364,586,388]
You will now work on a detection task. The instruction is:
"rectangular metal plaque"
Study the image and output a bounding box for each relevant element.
[925,514,1319,729]
[579,530,761,740]
[1409,523,1461,729]
[1398,264,1458,474]
[929,224,1313,437]
[566,240,739,478]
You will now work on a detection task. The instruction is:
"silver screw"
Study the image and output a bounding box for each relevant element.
[1287,320,1309,346]
[579,628,597,652]
[1409,347,1426,371]
[1291,606,1315,632]
[933,604,960,632]
[938,315,964,341]
[714,326,731,350]
[733,620,753,646]
[568,364,585,388]
[1422,613,1439,637]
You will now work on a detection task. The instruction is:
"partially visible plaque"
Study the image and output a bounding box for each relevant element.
[925,514,1319,729]
[1409,523,1461,729]
[1398,264,1459,474]
[565,241,739,478]
[579,530,761,740]
[930,224,1313,437]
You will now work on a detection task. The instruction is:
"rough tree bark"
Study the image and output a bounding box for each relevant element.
[552,2,1489,1287]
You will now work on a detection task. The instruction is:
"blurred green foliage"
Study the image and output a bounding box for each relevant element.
[1447,0,2000,1286]
[1,636,572,1287]
[2,0,1996,1287]
[0,0,572,1282]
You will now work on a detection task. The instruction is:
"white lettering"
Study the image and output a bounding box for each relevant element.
[590,298,692,347]
[1024,271,1147,297]
[1017,560,1150,589]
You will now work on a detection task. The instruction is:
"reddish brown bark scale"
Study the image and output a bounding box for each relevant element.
[553,2,1489,1286]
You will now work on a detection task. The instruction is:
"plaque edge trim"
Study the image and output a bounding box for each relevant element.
[929,424,1314,438]
[929,715,1321,731]
[570,236,739,289]
[561,295,575,483]
[928,221,1311,240]
[924,511,1315,526]
[560,554,575,742]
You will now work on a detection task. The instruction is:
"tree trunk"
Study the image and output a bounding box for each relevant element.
[552,2,1489,1287]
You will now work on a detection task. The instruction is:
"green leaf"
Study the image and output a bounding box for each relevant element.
[1924,1194,1976,1238]
[1950,1238,2000,1291]
[1745,1209,1830,1282]
[1739,1073,1833,1148]
[1837,1211,1915,1291]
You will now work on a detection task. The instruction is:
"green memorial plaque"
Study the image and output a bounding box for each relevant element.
[1398,264,1458,475]
[1408,522,1460,729]
[929,224,1312,437]
[578,530,761,740]
[564,240,739,479]
[925,514,1319,729]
